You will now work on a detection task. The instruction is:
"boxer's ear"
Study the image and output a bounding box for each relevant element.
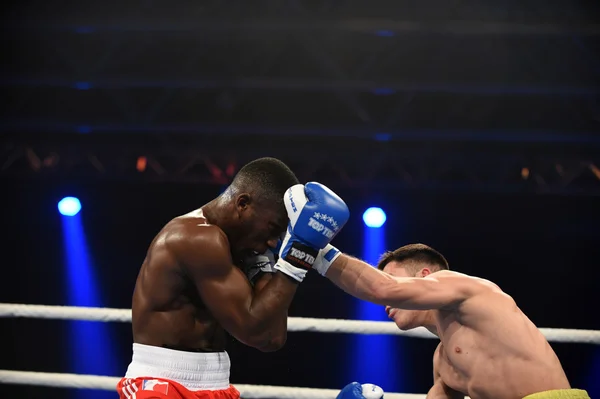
[236,193,251,211]
[419,267,432,277]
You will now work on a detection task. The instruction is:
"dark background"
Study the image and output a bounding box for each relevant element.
[2,178,599,397]
[1,0,600,398]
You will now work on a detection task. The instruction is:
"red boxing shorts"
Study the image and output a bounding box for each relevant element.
[117,377,240,399]
[118,344,238,399]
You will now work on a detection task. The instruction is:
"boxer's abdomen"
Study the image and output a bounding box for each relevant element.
[133,298,228,352]
[132,262,228,352]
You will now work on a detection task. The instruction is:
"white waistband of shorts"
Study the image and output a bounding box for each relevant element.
[124,343,231,391]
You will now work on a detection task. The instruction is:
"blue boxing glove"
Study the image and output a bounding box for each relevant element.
[337,382,384,399]
[274,182,349,282]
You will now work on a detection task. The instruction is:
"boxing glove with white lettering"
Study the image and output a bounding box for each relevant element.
[337,382,384,399]
[274,182,349,282]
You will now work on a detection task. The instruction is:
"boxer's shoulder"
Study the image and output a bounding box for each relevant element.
[426,270,465,280]
[163,215,227,244]
[161,219,233,276]
[428,270,496,293]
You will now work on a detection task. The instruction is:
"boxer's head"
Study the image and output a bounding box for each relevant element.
[218,157,299,257]
[376,243,449,277]
[377,244,449,331]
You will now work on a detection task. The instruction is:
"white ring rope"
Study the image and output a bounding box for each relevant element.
[1,303,598,398]
[2,303,600,344]
[0,370,426,399]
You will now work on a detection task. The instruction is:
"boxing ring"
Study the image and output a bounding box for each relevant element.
[2,303,599,399]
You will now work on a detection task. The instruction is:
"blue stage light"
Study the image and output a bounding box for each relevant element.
[58,197,81,216]
[362,207,386,228]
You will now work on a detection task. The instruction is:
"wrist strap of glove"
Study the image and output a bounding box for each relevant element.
[274,259,308,282]
[313,244,342,276]
[274,241,318,282]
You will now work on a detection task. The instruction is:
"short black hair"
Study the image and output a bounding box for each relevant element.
[377,243,450,274]
[230,157,299,208]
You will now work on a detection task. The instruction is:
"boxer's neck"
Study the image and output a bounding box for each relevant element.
[200,201,218,225]
[203,198,243,247]
[202,197,232,225]
[421,311,439,337]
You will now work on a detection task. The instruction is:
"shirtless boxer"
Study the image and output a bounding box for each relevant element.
[117,157,350,399]
[309,243,590,399]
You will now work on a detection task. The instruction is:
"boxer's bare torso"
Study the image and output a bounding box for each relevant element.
[132,211,225,352]
[324,245,575,399]
[387,273,570,399]
[132,208,292,352]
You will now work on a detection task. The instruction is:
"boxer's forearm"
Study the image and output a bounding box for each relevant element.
[251,272,289,351]
[248,272,295,332]
[325,254,398,305]
[426,381,465,399]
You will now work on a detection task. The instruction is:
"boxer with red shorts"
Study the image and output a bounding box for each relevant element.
[117,157,350,399]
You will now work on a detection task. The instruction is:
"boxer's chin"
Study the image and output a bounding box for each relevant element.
[391,309,421,331]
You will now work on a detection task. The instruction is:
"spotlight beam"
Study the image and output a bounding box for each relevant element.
[58,197,82,217]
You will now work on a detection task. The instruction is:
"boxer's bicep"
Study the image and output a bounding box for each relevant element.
[428,346,464,399]
[427,363,447,399]
[426,382,464,399]
[171,225,256,345]
[383,272,477,310]
[426,383,450,399]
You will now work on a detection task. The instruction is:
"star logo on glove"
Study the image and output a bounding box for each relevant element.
[331,220,339,232]
[312,212,340,232]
